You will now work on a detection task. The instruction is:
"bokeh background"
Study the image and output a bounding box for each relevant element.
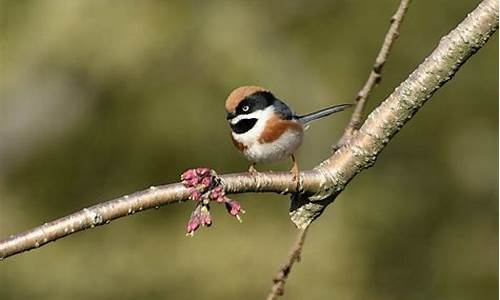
[0,0,498,299]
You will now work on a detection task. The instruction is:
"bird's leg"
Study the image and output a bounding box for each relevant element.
[248,163,258,174]
[290,154,300,182]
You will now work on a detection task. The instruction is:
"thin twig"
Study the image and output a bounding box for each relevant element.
[266,228,309,300]
[337,0,412,148]
[0,0,497,261]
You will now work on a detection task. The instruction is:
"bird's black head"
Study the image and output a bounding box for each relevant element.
[226,91,276,120]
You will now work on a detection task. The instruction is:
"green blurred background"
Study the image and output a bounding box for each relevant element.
[0,0,498,299]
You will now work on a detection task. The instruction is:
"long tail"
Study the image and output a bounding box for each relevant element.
[296,103,352,124]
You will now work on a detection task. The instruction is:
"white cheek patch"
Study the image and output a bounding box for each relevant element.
[231,106,274,146]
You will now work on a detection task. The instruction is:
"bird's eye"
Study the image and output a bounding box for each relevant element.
[242,105,250,112]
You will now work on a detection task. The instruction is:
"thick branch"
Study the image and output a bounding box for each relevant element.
[0,0,497,260]
[289,0,498,228]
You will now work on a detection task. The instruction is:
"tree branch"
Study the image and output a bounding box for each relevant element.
[0,0,497,261]
[338,0,411,146]
[266,228,309,300]
[0,171,321,260]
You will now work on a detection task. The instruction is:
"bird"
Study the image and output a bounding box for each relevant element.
[225,85,352,179]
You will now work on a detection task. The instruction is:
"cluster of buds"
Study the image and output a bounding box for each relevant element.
[181,168,245,236]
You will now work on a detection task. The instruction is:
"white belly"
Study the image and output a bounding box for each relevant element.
[242,129,303,163]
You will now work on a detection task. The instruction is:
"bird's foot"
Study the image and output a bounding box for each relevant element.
[290,164,300,183]
[290,165,301,193]
[248,163,258,175]
[290,155,301,191]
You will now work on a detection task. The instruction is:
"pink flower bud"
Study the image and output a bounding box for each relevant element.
[209,186,225,201]
[199,206,212,227]
[182,169,202,188]
[196,168,211,177]
[186,215,201,236]
[181,169,197,181]
[225,200,245,222]
[187,188,202,201]
[200,177,212,188]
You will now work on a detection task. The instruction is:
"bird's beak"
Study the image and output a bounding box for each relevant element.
[226,112,236,120]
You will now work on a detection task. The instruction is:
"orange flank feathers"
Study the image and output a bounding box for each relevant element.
[258,115,303,144]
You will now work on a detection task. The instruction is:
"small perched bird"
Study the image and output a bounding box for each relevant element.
[225,86,351,178]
